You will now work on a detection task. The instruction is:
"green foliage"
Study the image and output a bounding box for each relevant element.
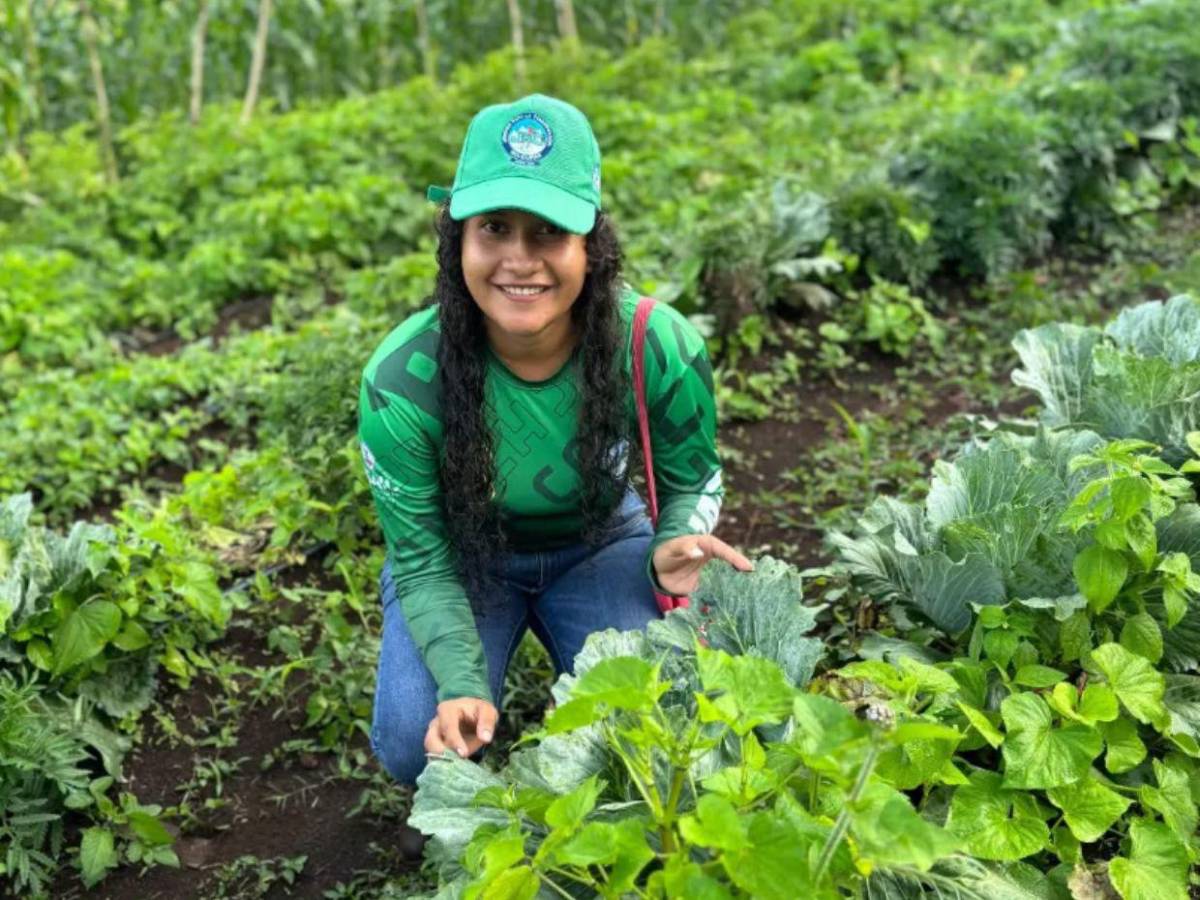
[831,428,1104,632]
[409,560,990,899]
[891,99,1062,279]
[1013,295,1200,466]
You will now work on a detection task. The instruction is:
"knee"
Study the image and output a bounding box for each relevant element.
[370,714,429,786]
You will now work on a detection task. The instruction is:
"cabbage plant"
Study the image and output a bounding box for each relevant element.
[1012,294,1200,466]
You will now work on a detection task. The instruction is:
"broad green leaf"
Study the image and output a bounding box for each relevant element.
[570,656,663,711]
[111,619,151,652]
[897,656,962,695]
[1013,665,1067,688]
[409,758,508,870]
[678,794,748,853]
[850,782,959,871]
[1073,545,1127,613]
[877,730,960,790]
[476,829,526,882]
[957,702,1004,748]
[1099,718,1146,774]
[1120,612,1163,664]
[126,810,172,846]
[1047,682,1118,727]
[544,775,602,831]
[1110,477,1150,520]
[1000,692,1102,789]
[52,600,121,675]
[723,811,829,900]
[696,645,795,734]
[556,822,615,866]
[791,694,869,761]
[984,629,1019,670]
[1107,819,1190,900]
[1138,759,1197,844]
[1011,324,1099,427]
[1126,513,1157,571]
[1088,643,1168,728]
[80,827,119,887]
[946,770,1049,860]
[653,856,736,900]
[1059,612,1092,663]
[1045,775,1130,842]
[648,556,823,687]
[474,865,539,900]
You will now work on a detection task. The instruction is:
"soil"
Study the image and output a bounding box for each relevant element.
[127,295,276,358]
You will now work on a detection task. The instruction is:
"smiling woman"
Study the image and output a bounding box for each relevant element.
[461,209,589,382]
[356,95,750,827]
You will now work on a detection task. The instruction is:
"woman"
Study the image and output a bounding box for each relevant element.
[358,93,751,788]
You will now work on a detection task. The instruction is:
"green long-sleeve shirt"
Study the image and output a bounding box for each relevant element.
[358,288,722,703]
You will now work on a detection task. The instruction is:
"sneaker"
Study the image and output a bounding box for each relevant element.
[398,821,429,862]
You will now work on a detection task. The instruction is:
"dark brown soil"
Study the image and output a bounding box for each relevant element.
[48,608,416,900]
[127,295,276,358]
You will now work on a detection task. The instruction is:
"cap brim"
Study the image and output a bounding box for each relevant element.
[448,176,596,234]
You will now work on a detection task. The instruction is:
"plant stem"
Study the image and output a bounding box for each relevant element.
[659,765,687,854]
[813,743,878,883]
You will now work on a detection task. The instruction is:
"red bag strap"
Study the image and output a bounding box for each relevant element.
[632,296,658,527]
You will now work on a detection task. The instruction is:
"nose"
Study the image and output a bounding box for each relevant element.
[501,232,542,273]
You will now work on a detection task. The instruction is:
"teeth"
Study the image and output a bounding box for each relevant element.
[500,285,548,296]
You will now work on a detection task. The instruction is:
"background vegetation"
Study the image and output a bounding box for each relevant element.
[2,0,1199,897]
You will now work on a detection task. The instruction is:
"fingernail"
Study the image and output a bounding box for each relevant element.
[480,729,493,741]
[689,547,704,558]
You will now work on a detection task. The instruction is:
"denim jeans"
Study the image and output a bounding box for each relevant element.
[370,489,659,785]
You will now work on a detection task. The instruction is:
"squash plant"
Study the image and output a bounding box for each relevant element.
[408,560,1056,899]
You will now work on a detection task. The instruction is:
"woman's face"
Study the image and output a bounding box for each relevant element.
[461,209,590,343]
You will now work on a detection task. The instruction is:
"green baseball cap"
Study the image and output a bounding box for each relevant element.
[427,94,602,234]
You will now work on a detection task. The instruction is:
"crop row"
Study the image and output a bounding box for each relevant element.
[5,0,1197,375]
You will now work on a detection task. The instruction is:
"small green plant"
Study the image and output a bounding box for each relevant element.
[855,278,945,358]
[203,853,308,900]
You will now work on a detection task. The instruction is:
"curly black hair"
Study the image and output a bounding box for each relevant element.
[432,206,631,606]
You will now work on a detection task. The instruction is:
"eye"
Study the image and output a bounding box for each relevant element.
[480,218,507,234]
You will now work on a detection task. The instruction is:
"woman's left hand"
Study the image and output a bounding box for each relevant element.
[651,534,754,597]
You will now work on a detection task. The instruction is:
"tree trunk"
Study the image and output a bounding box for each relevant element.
[414,0,435,83]
[505,0,526,89]
[190,0,210,125]
[78,0,118,183]
[23,0,46,132]
[240,0,272,126]
[653,0,667,38]
[554,0,579,42]
[623,0,638,47]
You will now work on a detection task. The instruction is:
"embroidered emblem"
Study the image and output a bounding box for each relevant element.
[592,163,601,193]
[502,113,553,166]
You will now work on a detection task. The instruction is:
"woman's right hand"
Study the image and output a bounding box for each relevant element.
[424,697,499,759]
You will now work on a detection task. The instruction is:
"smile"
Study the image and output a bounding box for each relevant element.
[495,285,552,298]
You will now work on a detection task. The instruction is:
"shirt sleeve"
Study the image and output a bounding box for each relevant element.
[357,372,493,704]
[639,303,725,591]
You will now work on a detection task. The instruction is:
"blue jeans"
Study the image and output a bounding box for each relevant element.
[370,490,659,785]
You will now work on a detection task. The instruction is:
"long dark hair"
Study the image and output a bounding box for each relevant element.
[433,206,630,605]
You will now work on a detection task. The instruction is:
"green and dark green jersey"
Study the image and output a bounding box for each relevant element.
[358,288,722,703]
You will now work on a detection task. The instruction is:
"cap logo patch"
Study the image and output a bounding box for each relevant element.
[592,163,601,193]
[502,113,553,166]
